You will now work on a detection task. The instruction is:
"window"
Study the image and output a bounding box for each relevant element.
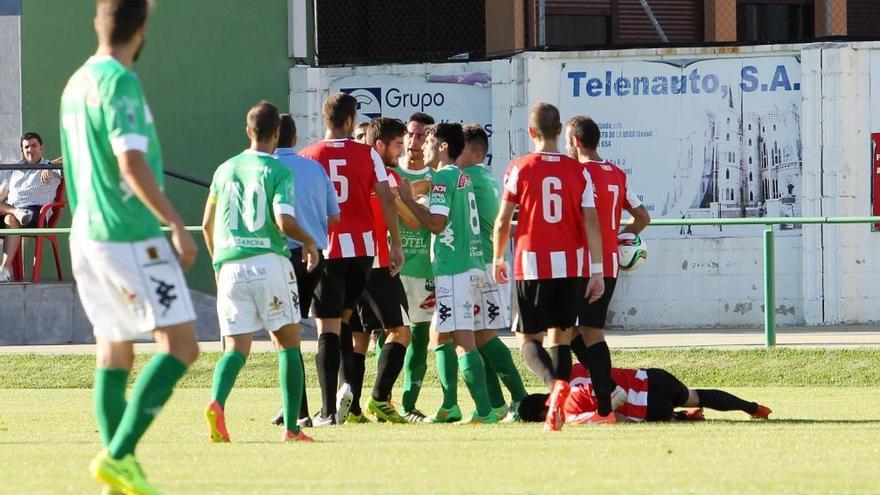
[749,138,752,146]
[749,171,753,181]
[749,157,753,165]
[545,15,610,46]
[726,169,730,180]
[750,191,754,201]
[737,1,814,43]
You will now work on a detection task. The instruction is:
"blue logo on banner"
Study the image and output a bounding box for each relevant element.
[341,87,382,118]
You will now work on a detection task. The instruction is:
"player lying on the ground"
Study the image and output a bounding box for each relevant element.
[516,363,772,423]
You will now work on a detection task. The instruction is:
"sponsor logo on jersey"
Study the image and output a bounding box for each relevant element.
[456,173,471,189]
[432,184,447,195]
[541,154,561,162]
[439,225,455,250]
[340,87,382,119]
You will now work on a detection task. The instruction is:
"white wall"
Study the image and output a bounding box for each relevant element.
[289,42,880,329]
[0,13,21,163]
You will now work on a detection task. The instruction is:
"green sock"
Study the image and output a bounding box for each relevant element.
[402,322,430,412]
[278,347,304,433]
[211,351,246,409]
[94,368,130,448]
[108,353,187,459]
[434,343,458,409]
[479,336,529,401]
[459,350,492,417]
[482,358,507,409]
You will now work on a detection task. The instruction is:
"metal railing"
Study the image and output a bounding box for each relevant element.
[3,214,879,348]
[0,163,210,188]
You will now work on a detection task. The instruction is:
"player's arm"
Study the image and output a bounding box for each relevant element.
[276,173,319,271]
[371,149,403,274]
[200,195,216,259]
[622,188,650,235]
[492,200,516,284]
[395,196,423,230]
[118,151,197,270]
[398,178,447,234]
[581,173,604,303]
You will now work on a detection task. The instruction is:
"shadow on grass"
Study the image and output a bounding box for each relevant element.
[694,419,880,426]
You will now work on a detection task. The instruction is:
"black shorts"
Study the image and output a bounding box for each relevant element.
[514,277,584,334]
[645,368,690,422]
[310,256,373,318]
[0,205,41,229]
[357,267,410,331]
[577,277,617,329]
[289,247,324,319]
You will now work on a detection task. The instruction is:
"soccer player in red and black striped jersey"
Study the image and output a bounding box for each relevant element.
[492,103,606,431]
[565,115,652,424]
[299,93,403,426]
[516,363,772,423]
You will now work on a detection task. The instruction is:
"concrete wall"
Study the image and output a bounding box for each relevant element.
[0,1,20,163]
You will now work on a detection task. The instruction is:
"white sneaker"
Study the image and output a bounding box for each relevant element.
[312,412,337,427]
[0,267,11,283]
[611,385,628,411]
[14,208,33,227]
[336,383,354,424]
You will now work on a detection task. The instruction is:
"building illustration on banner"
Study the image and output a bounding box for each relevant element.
[666,91,802,231]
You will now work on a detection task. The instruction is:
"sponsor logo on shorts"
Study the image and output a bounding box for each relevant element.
[473,303,481,316]
[463,301,473,319]
[269,296,284,312]
[119,287,137,304]
[146,246,159,260]
[419,293,436,310]
[289,271,296,283]
[149,277,177,315]
[290,291,300,310]
[425,279,435,292]
[487,301,500,322]
[436,284,450,296]
[437,301,452,324]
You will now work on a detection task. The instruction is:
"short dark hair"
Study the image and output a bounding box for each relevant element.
[247,101,281,142]
[529,103,561,140]
[517,393,550,422]
[323,93,357,130]
[366,118,406,147]
[408,112,435,126]
[429,123,465,161]
[278,114,296,148]
[95,0,150,45]
[20,132,43,146]
[462,124,489,157]
[567,116,601,150]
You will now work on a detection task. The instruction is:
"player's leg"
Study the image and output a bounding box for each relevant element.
[94,339,135,449]
[311,259,347,424]
[476,329,528,418]
[686,385,770,419]
[206,334,252,443]
[336,311,356,421]
[400,276,433,420]
[450,270,495,424]
[345,317,370,422]
[515,280,556,389]
[271,324,313,441]
[576,277,619,417]
[366,270,412,423]
[430,327,461,422]
[548,327,573,381]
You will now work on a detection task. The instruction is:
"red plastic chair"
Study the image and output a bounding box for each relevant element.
[12,179,66,282]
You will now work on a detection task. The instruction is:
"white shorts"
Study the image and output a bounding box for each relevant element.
[432,269,482,333]
[477,263,512,331]
[71,236,196,342]
[216,253,301,336]
[400,275,435,324]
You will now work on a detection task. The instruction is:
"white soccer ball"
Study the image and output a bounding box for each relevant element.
[618,233,647,272]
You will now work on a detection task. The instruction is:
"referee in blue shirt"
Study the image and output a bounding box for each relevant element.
[272,114,340,428]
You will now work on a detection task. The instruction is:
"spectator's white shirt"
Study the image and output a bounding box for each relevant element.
[1,159,62,208]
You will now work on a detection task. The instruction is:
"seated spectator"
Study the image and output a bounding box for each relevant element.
[0,132,62,282]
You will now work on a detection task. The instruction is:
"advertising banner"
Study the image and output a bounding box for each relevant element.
[560,56,802,238]
[327,71,495,167]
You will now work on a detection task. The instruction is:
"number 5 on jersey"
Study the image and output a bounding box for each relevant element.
[329,159,349,203]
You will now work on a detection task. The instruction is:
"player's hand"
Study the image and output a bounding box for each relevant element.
[494,260,510,284]
[389,243,404,276]
[303,242,320,273]
[40,169,52,183]
[411,179,431,197]
[397,178,414,204]
[171,224,198,271]
[585,274,605,304]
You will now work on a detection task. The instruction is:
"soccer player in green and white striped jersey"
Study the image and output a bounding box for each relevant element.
[60,2,200,493]
[202,101,319,444]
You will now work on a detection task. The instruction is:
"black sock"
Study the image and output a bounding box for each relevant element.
[373,342,406,401]
[549,345,572,380]
[316,332,340,417]
[521,340,557,389]
[696,389,758,414]
[299,355,309,419]
[570,335,590,367]
[339,323,354,385]
[586,341,615,415]
[349,352,366,415]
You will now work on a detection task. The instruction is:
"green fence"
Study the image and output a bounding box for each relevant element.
[6,216,880,348]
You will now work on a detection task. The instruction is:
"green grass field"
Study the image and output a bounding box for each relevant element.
[2,349,879,494]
